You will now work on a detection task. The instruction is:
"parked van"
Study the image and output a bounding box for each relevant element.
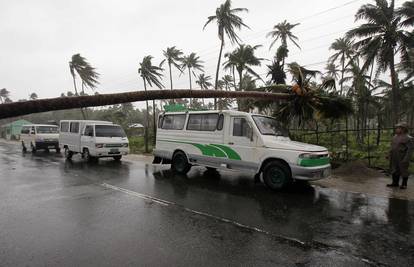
[59,120,129,161]
[153,110,331,190]
[20,124,60,153]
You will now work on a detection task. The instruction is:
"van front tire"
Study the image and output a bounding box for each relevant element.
[64,147,73,160]
[113,156,122,161]
[171,151,191,175]
[263,161,291,190]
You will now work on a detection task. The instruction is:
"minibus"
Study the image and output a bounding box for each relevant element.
[59,120,129,162]
[21,124,60,153]
[153,110,331,190]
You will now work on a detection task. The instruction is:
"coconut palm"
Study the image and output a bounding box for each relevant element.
[223,44,263,92]
[220,75,234,91]
[325,62,341,81]
[69,54,100,118]
[267,60,286,85]
[329,37,356,95]
[203,0,249,108]
[29,93,38,100]
[267,20,300,66]
[0,88,10,104]
[196,73,213,106]
[398,0,414,27]
[138,55,164,153]
[161,46,183,91]
[181,52,204,105]
[346,0,413,124]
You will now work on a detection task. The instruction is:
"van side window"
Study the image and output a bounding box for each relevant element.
[158,116,164,129]
[84,125,94,136]
[70,122,80,133]
[60,122,69,132]
[161,115,186,130]
[217,114,224,131]
[187,114,219,131]
[21,126,30,134]
[233,118,249,137]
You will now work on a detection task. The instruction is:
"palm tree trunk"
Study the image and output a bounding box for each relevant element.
[188,68,192,106]
[152,99,156,146]
[214,37,225,109]
[390,53,400,125]
[0,90,291,119]
[72,74,86,119]
[237,70,243,111]
[169,62,174,105]
[143,79,149,154]
[340,56,345,96]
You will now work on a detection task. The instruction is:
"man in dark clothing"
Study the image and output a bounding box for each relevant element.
[387,123,413,189]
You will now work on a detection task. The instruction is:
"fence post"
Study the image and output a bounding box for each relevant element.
[367,129,371,167]
[345,116,349,161]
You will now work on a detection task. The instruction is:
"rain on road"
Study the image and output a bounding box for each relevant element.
[0,142,413,266]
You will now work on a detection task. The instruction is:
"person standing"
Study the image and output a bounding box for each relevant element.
[387,123,413,189]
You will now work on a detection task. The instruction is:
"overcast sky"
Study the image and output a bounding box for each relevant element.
[0,0,405,105]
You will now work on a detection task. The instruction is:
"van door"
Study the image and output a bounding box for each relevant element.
[81,125,95,153]
[227,117,258,171]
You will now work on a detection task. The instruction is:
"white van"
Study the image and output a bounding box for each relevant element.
[153,110,331,190]
[59,120,129,162]
[20,124,60,153]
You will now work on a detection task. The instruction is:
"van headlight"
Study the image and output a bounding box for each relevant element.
[95,144,104,148]
[299,153,320,159]
[123,143,129,147]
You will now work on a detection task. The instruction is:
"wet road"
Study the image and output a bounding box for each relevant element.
[0,142,413,266]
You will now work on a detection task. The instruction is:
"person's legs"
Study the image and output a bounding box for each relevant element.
[400,177,408,189]
[387,166,400,187]
[400,163,409,189]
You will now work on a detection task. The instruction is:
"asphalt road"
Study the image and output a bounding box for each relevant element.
[0,142,413,267]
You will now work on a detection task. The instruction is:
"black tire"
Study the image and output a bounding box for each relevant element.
[206,167,217,172]
[31,142,36,153]
[84,148,96,163]
[113,155,122,161]
[22,142,27,153]
[262,161,292,190]
[64,147,73,160]
[171,151,191,175]
[56,147,61,153]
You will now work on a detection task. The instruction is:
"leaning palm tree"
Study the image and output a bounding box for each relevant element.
[267,20,300,66]
[138,55,164,153]
[329,37,356,95]
[161,46,183,91]
[181,53,204,105]
[195,73,213,106]
[203,0,249,108]
[69,54,100,118]
[346,0,412,124]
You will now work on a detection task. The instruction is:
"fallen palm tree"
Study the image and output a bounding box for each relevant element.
[0,88,290,119]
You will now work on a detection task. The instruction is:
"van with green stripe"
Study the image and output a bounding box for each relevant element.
[153,110,331,190]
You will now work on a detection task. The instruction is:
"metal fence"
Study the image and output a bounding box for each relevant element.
[289,127,411,170]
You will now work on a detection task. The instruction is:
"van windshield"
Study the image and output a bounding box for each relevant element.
[95,125,126,138]
[36,126,58,134]
[252,116,288,137]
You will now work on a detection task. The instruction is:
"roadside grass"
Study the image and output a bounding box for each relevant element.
[128,136,153,154]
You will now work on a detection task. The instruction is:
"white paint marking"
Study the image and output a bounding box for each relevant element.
[100,182,306,246]
[100,183,173,206]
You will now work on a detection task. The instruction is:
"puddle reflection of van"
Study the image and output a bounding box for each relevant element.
[20,124,60,153]
[153,110,331,190]
[59,120,129,162]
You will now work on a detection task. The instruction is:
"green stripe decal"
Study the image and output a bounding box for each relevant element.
[298,157,330,167]
[158,139,241,160]
[209,144,241,160]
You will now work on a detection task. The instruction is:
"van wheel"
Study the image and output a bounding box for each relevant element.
[113,156,122,161]
[31,142,36,153]
[171,151,191,174]
[84,149,95,163]
[22,142,27,153]
[263,161,291,190]
[64,147,73,160]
